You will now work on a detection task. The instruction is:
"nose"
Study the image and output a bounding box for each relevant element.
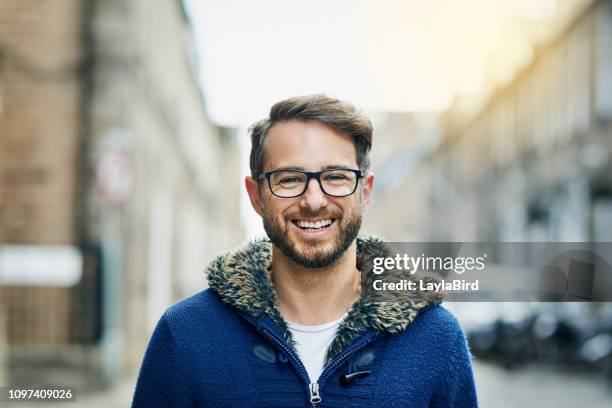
[299,177,328,211]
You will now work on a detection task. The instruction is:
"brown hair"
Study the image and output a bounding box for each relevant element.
[248,94,373,178]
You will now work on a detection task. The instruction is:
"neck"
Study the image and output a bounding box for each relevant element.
[271,241,361,326]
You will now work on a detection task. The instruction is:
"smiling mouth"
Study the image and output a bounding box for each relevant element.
[292,218,336,232]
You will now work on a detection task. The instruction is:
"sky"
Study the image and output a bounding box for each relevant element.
[185,0,563,128]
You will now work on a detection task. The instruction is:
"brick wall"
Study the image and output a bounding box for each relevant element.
[0,0,83,345]
[0,0,82,244]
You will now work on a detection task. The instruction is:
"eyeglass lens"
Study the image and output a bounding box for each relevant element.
[269,170,358,197]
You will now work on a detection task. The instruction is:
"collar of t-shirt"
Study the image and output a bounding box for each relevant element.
[286,313,348,383]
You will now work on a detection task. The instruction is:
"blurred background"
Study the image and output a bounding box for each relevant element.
[1,0,611,406]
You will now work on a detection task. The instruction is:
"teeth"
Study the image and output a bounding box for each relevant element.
[296,219,332,229]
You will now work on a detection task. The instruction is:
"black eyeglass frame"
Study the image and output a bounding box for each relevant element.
[259,169,364,198]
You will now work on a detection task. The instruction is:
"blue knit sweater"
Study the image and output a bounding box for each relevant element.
[132,238,478,407]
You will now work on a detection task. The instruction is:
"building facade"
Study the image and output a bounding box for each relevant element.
[434,0,612,243]
[0,0,243,388]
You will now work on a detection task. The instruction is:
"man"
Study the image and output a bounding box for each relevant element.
[132,95,478,407]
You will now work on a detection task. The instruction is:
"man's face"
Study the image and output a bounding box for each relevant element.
[246,120,374,268]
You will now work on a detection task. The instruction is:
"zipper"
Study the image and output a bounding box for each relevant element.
[259,323,377,407]
[309,383,321,404]
[258,327,319,406]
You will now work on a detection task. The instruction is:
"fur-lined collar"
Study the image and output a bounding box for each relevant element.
[205,235,442,362]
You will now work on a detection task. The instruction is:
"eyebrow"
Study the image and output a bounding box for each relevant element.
[269,165,355,172]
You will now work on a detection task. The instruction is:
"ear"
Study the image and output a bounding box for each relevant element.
[245,176,264,216]
[360,172,375,209]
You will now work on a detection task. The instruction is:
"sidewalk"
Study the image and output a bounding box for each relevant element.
[475,360,612,407]
[3,376,136,408]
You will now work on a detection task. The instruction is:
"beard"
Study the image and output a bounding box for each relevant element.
[261,204,362,269]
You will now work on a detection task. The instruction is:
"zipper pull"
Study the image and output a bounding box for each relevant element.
[309,382,321,405]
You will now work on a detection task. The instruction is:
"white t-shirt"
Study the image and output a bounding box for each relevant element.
[286,313,347,383]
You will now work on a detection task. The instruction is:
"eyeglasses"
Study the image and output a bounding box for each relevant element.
[260,169,363,198]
